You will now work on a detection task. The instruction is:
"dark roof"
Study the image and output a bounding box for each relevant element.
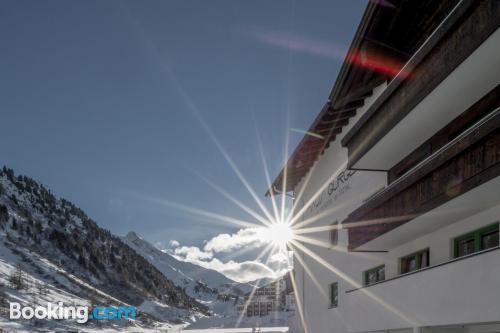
[267,0,461,196]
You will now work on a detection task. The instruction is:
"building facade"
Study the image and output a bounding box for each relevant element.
[284,293,296,312]
[236,279,287,317]
[268,1,500,333]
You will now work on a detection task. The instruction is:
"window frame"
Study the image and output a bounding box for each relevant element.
[363,265,385,286]
[329,282,338,308]
[454,222,499,258]
[330,221,339,248]
[399,248,430,274]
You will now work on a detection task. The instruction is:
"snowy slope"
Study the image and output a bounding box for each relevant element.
[0,167,208,330]
[122,233,295,330]
[0,231,183,332]
[123,232,239,293]
[0,167,290,331]
[122,232,270,297]
[122,232,259,329]
[122,231,247,325]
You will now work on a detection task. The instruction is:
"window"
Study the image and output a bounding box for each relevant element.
[454,223,499,258]
[329,282,338,308]
[364,265,385,286]
[400,249,429,274]
[330,221,338,247]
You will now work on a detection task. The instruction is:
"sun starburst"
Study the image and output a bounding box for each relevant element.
[133,58,419,331]
[261,221,294,248]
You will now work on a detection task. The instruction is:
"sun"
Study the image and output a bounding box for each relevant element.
[263,222,294,247]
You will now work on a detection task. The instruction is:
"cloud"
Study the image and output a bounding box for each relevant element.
[267,251,289,265]
[193,257,277,283]
[171,247,275,282]
[174,246,213,261]
[166,227,293,283]
[169,240,180,248]
[203,228,266,253]
[218,261,277,283]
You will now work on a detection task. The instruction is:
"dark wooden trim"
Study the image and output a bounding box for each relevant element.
[349,168,388,173]
[342,0,478,146]
[348,147,500,249]
[345,108,500,249]
[388,85,500,184]
[342,0,500,169]
[348,107,500,219]
[350,250,389,253]
[319,112,357,125]
[267,0,468,196]
[316,126,345,137]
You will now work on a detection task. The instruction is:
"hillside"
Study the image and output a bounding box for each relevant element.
[123,232,253,297]
[0,166,208,330]
[121,231,293,329]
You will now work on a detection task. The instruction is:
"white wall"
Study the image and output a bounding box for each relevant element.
[385,203,500,278]
[289,29,500,331]
[345,244,500,333]
[292,149,500,333]
[290,83,389,333]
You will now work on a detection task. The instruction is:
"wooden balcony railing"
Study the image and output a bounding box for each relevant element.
[344,107,500,249]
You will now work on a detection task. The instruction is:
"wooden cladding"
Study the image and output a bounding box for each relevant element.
[267,0,468,196]
[342,0,500,168]
[388,85,500,183]
[346,114,500,249]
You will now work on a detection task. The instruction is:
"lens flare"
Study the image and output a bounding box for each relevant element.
[261,222,294,247]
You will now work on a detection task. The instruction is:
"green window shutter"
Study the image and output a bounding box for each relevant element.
[454,222,499,258]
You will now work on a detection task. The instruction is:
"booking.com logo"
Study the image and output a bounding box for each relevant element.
[9,302,136,324]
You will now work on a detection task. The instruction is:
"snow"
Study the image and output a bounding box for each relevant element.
[180,328,288,333]
[123,232,246,293]
[0,172,186,331]
[122,232,295,330]
[0,171,292,331]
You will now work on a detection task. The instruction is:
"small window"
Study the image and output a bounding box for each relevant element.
[329,282,338,308]
[400,249,429,274]
[481,229,499,250]
[456,234,475,257]
[330,221,338,247]
[454,222,499,258]
[363,265,385,286]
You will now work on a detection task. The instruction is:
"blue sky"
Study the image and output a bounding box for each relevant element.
[0,0,367,281]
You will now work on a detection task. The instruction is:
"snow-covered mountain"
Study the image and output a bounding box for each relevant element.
[123,232,294,329]
[0,167,208,331]
[0,166,291,331]
[123,231,245,296]
[122,231,252,323]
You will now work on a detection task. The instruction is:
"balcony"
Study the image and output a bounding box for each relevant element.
[341,1,500,170]
[344,107,500,250]
[343,247,500,333]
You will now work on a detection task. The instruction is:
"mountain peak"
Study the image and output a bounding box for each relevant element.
[126,231,141,241]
